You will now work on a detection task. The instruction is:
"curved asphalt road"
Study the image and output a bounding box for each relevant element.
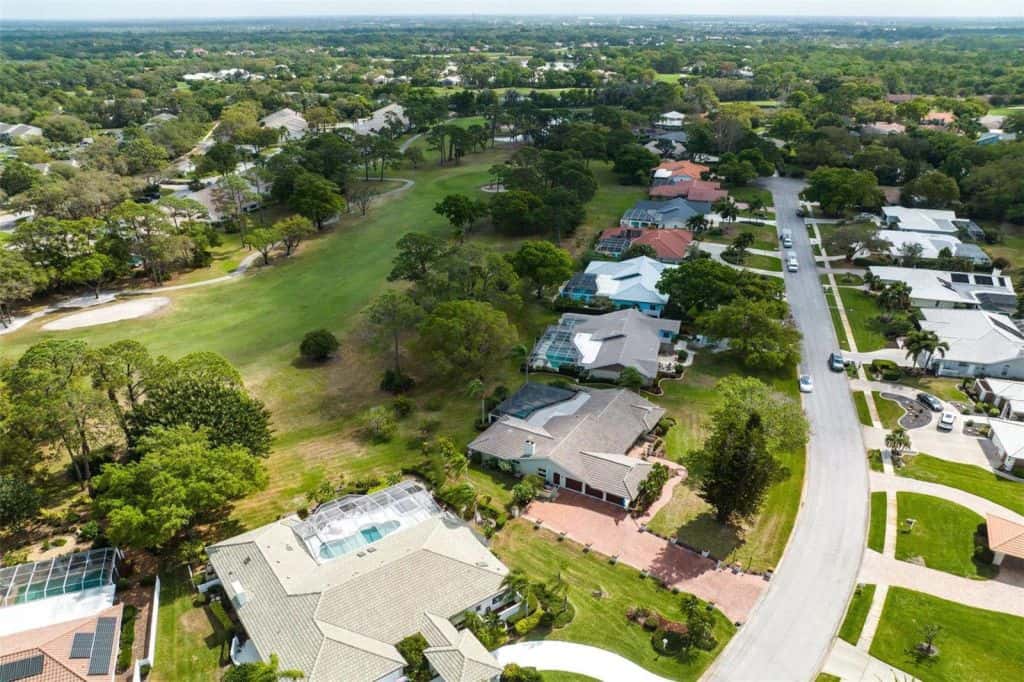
[706,177,869,681]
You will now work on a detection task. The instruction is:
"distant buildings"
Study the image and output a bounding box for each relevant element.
[620,198,710,229]
[862,121,906,136]
[657,111,686,128]
[259,108,308,141]
[0,122,43,143]
[648,160,728,202]
[337,104,410,136]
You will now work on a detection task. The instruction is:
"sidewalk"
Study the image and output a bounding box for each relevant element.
[822,639,918,681]
[869,471,1024,525]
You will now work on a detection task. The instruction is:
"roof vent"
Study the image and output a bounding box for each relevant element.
[366,547,376,553]
[523,439,536,457]
[231,580,248,607]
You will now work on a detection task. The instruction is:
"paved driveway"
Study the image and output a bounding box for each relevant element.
[707,177,869,681]
[494,641,674,682]
[525,492,766,623]
[861,425,998,470]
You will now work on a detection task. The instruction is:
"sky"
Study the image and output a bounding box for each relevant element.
[2,1,1022,21]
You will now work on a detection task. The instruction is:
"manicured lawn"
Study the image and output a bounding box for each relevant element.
[837,583,876,645]
[853,391,872,426]
[740,253,783,272]
[151,570,230,681]
[823,288,850,351]
[820,272,864,286]
[491,521,735,681]
[895,376,968,404]
[816,674,841,682]
[701,223,779,251]
[542,674,599,682]
[872,391,904,430]
[649,353,803,571]
[870,587,1024,682]
[727,185,774,207]
[836,287,888,352]
[895,493,997,579]
[868,449,885,473]
[898,454,1024,516]
[568,162,645,255]
[868,492,887,553]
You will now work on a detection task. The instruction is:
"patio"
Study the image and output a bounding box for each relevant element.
[524,490,766,623]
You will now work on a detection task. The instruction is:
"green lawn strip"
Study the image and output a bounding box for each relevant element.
[870,587,1024,682]
[868,492,887,553]
[649,354,802,572]
[898,454,1024,516]
[868,449,884,473]
[895,492,996,579]
[894,376,969,403]
[838,583,877,645]
[823,288,850,351]
[700,223,779,251]
[872,391,904,430]
[726,185,774,207]
[569,162,646,254]
[816,674,841,682]
[836,287,888,352]
[541,673,600,682]
[152,570,229,681]
[739,253,783,272]
[491,521,735,681]
[853,391,872,426]
[820,273,864,286]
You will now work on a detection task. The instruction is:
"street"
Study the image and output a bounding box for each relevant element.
[706,177,870,681]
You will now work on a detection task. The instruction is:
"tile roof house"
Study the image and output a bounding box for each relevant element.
[917,308,1024,380]
[259,107,308,140]
[338,103,410,136]
[469,384,664,508]
[596,227,692,263]
[0,548,124,682]
[529,308,681,383]
[657,111,686,128]
[620,198,710,229]
[987,420,1024,473]
[986,515,1024,564]
[561,256,677,317]
[0,122,43,142]
[651,160,709,182]
[874,230,990,266]
[205,482,510,682]
[862,121,906,135]
[881,206,967,235]
[923,111,956,127]
[974,378,1024,421]
[868,266,1015,312]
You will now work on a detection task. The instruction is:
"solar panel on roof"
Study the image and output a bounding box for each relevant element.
[87,617,117,676]
[950,273,970,283]
[70,632,94,659]
[975,275,994,286]
[0,654,44,681]
[990,316,1024,341]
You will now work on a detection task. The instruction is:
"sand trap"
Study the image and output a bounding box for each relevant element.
[42,297,170,331]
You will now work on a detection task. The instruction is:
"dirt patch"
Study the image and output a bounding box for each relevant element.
[42,297,171,331]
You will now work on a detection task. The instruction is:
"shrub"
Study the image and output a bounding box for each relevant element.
[500,664,543,682]
[988,406,1001,417]
[52,537,67,547]
[2,549,29,567]
[513,608,545,635]
[396,633,431,682]
[359,406,398,443]
[299,329,340,361]
[618,366,647,390]
[0,475,40,528]
[381,368,415,394]
[676,349,688,362]
[78,520,101,541]
[392,396,415,419]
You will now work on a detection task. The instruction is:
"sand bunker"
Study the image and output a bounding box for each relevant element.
[42,297,170,331]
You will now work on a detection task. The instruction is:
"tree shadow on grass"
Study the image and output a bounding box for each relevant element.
[674,512,745,561]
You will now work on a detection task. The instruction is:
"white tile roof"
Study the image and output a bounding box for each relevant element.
[881,206,961,234]
[876,230,961,260]
[919,308,1024,364]
[870,266,1014,306]
[583,256,676,305]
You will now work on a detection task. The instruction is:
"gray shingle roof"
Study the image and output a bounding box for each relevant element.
[468,386,663,499]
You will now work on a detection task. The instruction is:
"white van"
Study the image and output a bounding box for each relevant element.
[780,229,793,249]
[786,253,799,272]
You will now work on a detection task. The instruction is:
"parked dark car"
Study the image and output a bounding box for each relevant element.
[829,352,844,372]
[917,392,942,412]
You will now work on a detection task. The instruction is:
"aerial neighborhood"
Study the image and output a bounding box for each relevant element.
[1,11,1024,682]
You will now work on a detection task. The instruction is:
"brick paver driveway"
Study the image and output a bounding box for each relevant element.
[525,491,766,623]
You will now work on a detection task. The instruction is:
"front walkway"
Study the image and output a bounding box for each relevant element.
[869,471,1024,525]
[494,641,674,682]
[696,242,785,279]
[860,425,996,470]
[524,491,766,623]
[821,639,918,681]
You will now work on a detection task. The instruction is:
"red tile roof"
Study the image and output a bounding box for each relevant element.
[649,179,725,202]
[631,229,693,261]
[987,515,1024,559]
[652,160,710,180]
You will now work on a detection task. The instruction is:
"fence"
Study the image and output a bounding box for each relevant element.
[131,575,161,682]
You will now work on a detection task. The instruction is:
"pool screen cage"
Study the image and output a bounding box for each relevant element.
[0,547,120,608]
[292,481,440,560]
[530,321,582,368]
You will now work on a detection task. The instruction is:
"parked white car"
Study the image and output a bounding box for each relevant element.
[799,374,814,393]
[787,253,799,273]
[938,412,956,432]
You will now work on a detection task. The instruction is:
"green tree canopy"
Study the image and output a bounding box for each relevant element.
[509,240,575,299]
[698,299,801,370]
[417,300,518,379]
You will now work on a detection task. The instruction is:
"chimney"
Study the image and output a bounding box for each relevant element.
[523,439,536,457]
[231,580,248,607]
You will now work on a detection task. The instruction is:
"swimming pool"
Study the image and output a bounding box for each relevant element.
[317,520,402,560]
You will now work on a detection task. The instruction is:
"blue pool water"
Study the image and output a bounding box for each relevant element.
[318,520,402,560]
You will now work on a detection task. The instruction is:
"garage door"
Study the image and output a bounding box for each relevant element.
[585,485,604,499]
[565,478,583,492]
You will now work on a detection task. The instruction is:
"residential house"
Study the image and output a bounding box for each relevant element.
[974,378,1024,420]
[657,111,686,128]
[648,161,727,202]
[0,122,43,143]
[338,103,410,136]
[645,130,689,158]
[620,198,710,229]
[0,548,124,682]
[182,178,261,223]
[529,308,680,384]
[595,227,692,263]
[874,230,991,266]
[259,107,308,141]
[205,482,511,682]
[986,515,1024,566]
[881,206,977,236]
[922,111,956,128]
[917,308,1024,379]
[561,256,676,317]
[977,131,1017,145]
[986,420,1024,472]
[885,94,917,104]
[868,266,1015,312]
[651,160,708,183]
[862,121,906,136]
[469,384,664,508]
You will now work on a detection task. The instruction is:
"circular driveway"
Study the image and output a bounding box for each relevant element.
[493,641,674,682]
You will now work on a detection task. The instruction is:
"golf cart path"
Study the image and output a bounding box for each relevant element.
[0,177,415,336]
[41,297,170,331]
[494,641,674,682]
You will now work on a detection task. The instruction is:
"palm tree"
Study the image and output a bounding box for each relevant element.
[466,378,486,424]
[878,282,912,313]
[548,567,569,615]
[885,426,911,463]
[904,329,950,370]
[511,343,531,384]
[748,197,767,219]
[712,197,739,224]
[502,570,533,616]
[863,271,881,291]
[686,213,710,236]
